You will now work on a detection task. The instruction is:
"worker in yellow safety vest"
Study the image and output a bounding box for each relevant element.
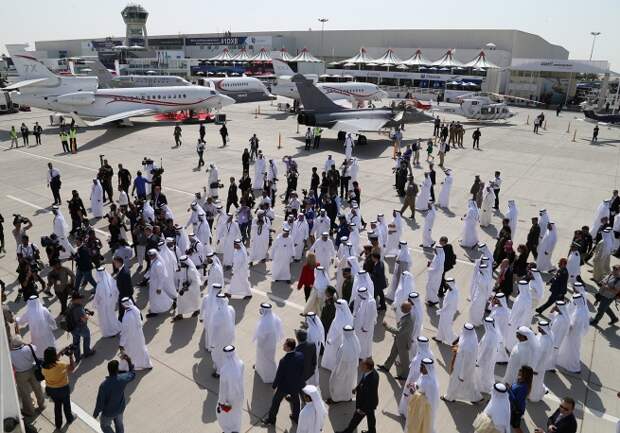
[69,127,77,153]
[9,126,19,148]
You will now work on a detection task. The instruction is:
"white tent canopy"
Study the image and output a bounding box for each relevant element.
[250,48,272,62]
[291,48,322,63]
[276,48,295,62]
[208,48,235,62]
[339,47,377,65]
[401,49,432,67]
[374,48,402,66]
[231,48,252,62]
[431,49,463,67]
[463,51,498,69]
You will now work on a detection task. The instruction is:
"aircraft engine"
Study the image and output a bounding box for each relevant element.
[56,91,95,106]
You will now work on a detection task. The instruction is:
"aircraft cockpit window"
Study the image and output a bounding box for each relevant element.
[471,101,478,105]
[157,95,161,99]
[502,108,509,113]
[481,107,489,114]
[183,94,187,98]
[210,90,216,95]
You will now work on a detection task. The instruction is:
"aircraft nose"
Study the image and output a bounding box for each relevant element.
[220,94,235,107]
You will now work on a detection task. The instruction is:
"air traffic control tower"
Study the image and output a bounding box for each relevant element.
[121,4,149,48]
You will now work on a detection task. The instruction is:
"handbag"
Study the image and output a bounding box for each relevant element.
[27,344,45,381]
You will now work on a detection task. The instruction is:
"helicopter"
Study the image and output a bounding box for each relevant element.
[432,92,518,121]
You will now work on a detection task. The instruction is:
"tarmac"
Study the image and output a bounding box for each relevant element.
[0,99,618,433]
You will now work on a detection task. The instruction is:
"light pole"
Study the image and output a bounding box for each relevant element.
[318,18,328,60]
[589,31,601,61]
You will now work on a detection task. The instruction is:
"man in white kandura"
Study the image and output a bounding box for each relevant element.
[479,186,495,227]
[434,277,459,344]
[304,312,325,386]
[556,293,589,374]
[146,249,176,317]
[550,300,570,367]
[16,294,57,358]
[393,272,414,320]
[421,202,436,248]
[253,303,284,384]
[490,293,511,363]
[216,345,244,433]
[173,255,202,321]
[425,245,445,306]
[536,222,558,272]
[400,336,434,418]
[405,357,440,433]
[51,206,75,258]
[249,211,271,265]
[328,325,361,403]
[292,214,309,261]
[438,169,453,209]
[220,215,242,268]
[310,232,336,270]
[387,241,411,300]
[352,287,377,360]
[505,280,533,349]
[530,320,554,402]
[408,292,424,359]
[503,326,536,384]
[386,210,404,256]
[298,384,328,433]
[475,383,511,433]
[93,267,121,337]
[208,293,236,377]
[475,317,500,394]
[90,179,104,218]
[119,298,152,370]
[228,240,252,299]
[321,299,354,371]
[506,200,518,238]
[460,199,480,248]
[271,228,295,282]
[442,323,482,403]
[200,283,223,351]
[469,263,491,327]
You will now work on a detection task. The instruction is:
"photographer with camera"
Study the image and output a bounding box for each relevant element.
[12,214,32,245]
[41,346,76,429]
[67,190,87,236]
[47,259,75,315]
[73,237,97,293]
[42,234,65,266]
[66,293,96,361]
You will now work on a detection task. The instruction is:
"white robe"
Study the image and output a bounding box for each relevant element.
[94,271,122,337]
[16,299,57,358]
[387,247,411,301]
[567,250,581,285]
[120,304,152,370]
[344,136,354,159]
[176,262,202,316]
[253,309,284,383]
[422,207,436,248]
[297,386,327,433]
[353,295,377,359]
[506,202,518,238]
[206,258,225,290]
[590,200,610,237]
[436,285,459,344]
[253,157,266,187]
[506,284,533,350]
[305,315,325,386]
[208,166,220,198]
[292,220,309,260]
[490,300,511,363]
[321,301,354,371]
[329,331,361,402]
[415,177,432,210]
[460,207,480,248]
[148,257,176,314]
[399,340,434,416]
[469,268,490,327]
[208,297,236,373]
[221,221,242,267]
[310,238,336,270]
[195,218,212,246]
[536,226,557,272]
[392,272,414,320]
[503,335,536,385]
[530,330,554,402]
[557,298,589,373]
[424,247,445,304]
[479,189,495,227]
[438,173,453,208]
[475,321,500,394]
[249,218,270,262]
[199,285,221,350]
[216,352,244,433]
[386,213,403,256]
[52,212,75,259]
[312,216,331,239]
[90,180,104,218]
[271,234,294,281]
[228,246,252,297]
[445,330,481,402]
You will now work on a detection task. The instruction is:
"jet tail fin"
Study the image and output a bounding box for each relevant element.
[87,59,115,88]
[292,74,344,112]
[272,59,295,77]
[11,54,61,84]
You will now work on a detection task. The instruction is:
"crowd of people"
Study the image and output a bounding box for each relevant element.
[3,122,620,433]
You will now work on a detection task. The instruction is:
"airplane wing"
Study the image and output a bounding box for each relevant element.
[74,108,157,127]
[3,78,53,90]
[330,118,389,133]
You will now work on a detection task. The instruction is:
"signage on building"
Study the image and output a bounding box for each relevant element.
[186,36,248,46]
[510,58,609,74]
[148,38,184,47]
[91,39,123,50]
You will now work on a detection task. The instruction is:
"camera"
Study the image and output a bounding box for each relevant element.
[40,235,59,248]
[59,344,76,357]
[12,214,28,225]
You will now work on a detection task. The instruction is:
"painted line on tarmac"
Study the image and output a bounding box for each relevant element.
[6,195,108,237]
[545,391,619,424]
[71,401,103,432]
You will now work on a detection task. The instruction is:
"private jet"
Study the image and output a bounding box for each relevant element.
[433,93,516,121]
[5,54,234,126]
[271,59,387,105]
[195,76,275,103]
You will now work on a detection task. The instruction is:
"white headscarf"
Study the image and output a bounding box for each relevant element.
[23,295,49,336]
[219,345,244,401]
[415,358,440,421]
[305,312,325,346]
[529,269,544,300]
[569,294,590,337]
[483,383,511,433]
[458,323,478,353]
[253,303,284,343]
[301,385,328,433]
[408,292,424,338]
[339,325,361,362]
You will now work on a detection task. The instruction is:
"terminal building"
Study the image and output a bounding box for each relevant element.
[28,5,612,105]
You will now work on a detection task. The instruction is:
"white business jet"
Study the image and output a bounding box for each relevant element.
[5,54,234,126]
[271,59,387,105]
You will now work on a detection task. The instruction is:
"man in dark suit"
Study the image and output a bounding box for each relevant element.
[294,329,316,382]
[151,185,168,208]
[262,338,305,426]
[536,258,569,314]
[438,236,456,297]
[534,397,577,433]
[526,217,541,260]
[336,357,379,433]
[113,256,134,321]
[370,253,387,310]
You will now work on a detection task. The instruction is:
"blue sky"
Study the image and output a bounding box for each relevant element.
[1,0,618,69]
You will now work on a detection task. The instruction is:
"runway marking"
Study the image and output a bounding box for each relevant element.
[544,391,619,424]
[6,195,108,237]
[71,401,103,432]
